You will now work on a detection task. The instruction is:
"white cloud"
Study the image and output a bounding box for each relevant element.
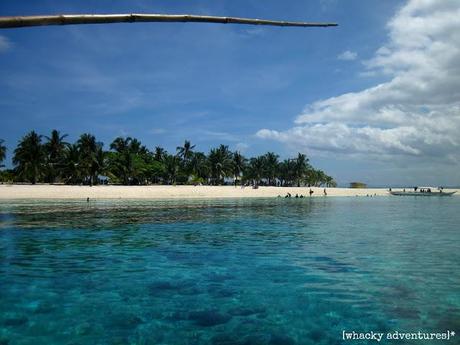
[0,35,11,53]
[149,128,167,135]
[337,50,357,61]
[257,0,460,175]
[235,142,249,153]
[199,130,240,142]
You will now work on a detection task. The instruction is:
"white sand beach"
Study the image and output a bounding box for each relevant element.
[1,184,457,200]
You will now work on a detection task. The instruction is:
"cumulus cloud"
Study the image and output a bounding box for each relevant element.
[257,0,460,167]
[338,50,357,61]
[0,35,11,53]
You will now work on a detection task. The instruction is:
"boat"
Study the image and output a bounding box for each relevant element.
[390,187,456,196]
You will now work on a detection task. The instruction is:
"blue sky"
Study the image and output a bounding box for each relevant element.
[1,0,459,186]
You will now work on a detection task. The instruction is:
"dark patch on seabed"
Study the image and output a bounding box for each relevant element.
[188,310,232,327]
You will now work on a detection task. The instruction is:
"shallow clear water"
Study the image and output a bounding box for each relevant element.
[0,197,459,345]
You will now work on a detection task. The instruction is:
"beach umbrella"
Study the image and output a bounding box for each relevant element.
[0,13,337,29]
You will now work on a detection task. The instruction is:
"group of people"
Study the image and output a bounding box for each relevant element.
[281,188,327,198]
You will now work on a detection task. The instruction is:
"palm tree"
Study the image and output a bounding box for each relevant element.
[109,137,133,184]
[45,130,69,161]
[61,144,81,184]
[5,131,339,187]
[189,152,209,182]
[318,170,327,187]
[176,140,196,182]
[0,139,6,168]
[77,133,103,186]
[176,140,195,161]
[232,151,247,186]
[129,138,148,156]
[277,159,297,186]
[294,153,309,187]
[154,146,167,161]
[44,129,69,183]
[163,154,180,184]
[93,145,107,183]
[110,136,129,153]
[324,175,337,187]
[208,145,233,185]
[13,131,45,184]
[307,169,321,186]
[263,152,279,186]
[109,136,149,184]
[246,156,265,187]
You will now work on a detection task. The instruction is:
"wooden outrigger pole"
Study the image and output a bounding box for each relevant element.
[0,13,337,29]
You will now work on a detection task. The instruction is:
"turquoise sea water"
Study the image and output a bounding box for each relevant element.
[0,197,459,345]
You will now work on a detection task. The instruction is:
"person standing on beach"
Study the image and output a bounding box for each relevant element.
[323,188,327,196]
[309,189,314,196]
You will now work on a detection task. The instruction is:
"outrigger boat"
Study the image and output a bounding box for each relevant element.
[390,187,456,196]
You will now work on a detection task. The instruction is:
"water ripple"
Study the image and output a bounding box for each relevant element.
[0,197,459,344]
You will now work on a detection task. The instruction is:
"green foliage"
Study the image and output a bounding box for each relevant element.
[153,146,166,161]
[6,130,336,186]
[208,145,233,185]
[76,133,105,186]
[232,151,247,185]
[176,140,195,161]
[189,175,206,185]
[190,152,209,181]
[245,156,265,186]
[0,169,15,183]
[44,130,69,183]
[61,144,82,184]
[13,131,46,184]
[162,154,180,184]
[263,152,279,186]
[108,137,150,185]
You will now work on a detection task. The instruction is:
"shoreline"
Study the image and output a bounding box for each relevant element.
[1,184,457,200]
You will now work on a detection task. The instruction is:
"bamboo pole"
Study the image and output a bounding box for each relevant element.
[0,13,337,29]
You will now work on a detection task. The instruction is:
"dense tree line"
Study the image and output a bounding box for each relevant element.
[0,130,336,187]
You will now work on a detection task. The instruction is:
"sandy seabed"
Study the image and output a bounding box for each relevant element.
[1,184,457,200]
